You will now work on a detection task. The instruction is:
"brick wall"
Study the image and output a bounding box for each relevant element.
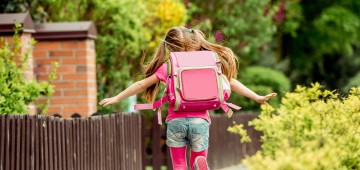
[33,39,97,115]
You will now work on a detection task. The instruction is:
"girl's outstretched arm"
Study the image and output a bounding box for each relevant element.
[99,74,159,106]
[230,78,277,104]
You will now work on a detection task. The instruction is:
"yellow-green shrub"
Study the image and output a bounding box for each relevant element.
[229,83,360,169]
[0,24,58,114]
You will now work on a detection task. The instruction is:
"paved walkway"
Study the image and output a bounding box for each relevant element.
[218,163,248,170]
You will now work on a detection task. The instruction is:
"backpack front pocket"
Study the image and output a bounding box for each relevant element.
[179,68,219,101]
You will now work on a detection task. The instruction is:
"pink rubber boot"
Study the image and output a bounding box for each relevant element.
[169,146,187,170]
[194,156,209,170]
[190,150,208,170]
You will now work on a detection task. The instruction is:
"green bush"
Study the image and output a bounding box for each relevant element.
[0,24,57,114]
[229,83,360,169]
[226,66,290,111]
[343,72,360,92]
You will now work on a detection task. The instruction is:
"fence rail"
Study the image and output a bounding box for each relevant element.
[0,112,260,170]
[0,113,143,170]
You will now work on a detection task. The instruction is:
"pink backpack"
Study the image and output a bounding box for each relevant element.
[134,51,241,124]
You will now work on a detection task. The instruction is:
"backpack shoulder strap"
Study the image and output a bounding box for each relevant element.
[134,96,169,110]
[166,59,171,77]
[134,61,171,125]
[220,102,242,118]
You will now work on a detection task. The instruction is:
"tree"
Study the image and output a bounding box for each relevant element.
[278,0,360,90]
[188,0,360,91]
[189,0,278,67]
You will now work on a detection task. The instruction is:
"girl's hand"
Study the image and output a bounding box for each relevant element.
[99,96,120,106]
[255,93,277,104]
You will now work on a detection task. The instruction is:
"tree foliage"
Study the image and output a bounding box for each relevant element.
[343,72,360,92]
[229,83,360,169]
[144,0,188,50]
[189,0,278,67]
[279,1,360,89]
[188,0,360,91]
[93,0,187,113]
[226,66,290,111]
[90,0,150,113]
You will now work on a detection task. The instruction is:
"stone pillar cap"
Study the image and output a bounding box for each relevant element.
[0,12,35,33]
[33,21,97,40]
[0,12,97,40]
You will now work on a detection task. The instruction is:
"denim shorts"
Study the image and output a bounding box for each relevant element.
[166,118,210,152]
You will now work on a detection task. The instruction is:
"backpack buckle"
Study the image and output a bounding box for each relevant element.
[216,60,221,66]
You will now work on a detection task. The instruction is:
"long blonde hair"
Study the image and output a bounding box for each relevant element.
[142,26,239,102]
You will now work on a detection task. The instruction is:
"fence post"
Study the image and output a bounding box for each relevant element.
[166,147,172,170]
[136,114,143,170]
[32,115,39,170]
[48,116,54,170]
[0,115,6,170]
[141,115,146,170]
[151,116,162,170]
[24,115,31,170]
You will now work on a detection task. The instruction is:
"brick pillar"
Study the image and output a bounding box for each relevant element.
[33,22,98,116]
[20,33,35,80]
[33,39,97,116]
[21,33,37,114]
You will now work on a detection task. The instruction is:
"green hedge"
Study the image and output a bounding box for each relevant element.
[343,72,360,92]
[226,66,290,111]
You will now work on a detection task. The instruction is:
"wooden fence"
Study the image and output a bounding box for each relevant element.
[0,112,260,170]
[0,113,143,170]
[208,113,261,169]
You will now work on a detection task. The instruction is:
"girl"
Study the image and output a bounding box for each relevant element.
[99,26,277,170]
